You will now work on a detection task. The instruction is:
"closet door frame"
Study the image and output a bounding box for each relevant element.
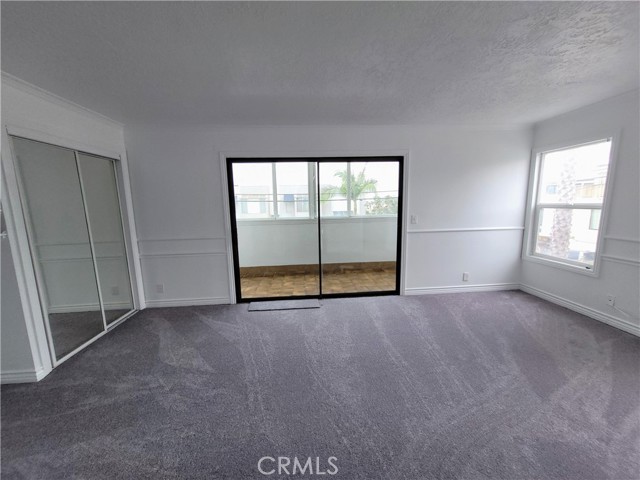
[3,128,142,369]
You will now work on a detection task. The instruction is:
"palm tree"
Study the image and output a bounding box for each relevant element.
[321,167,377,215]
[549,158,576,258]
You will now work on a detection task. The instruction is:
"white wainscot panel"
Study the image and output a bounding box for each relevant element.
[602,236,640,266]
[138,237,227,256]
[141,252,230,307]
[405,229,523,293]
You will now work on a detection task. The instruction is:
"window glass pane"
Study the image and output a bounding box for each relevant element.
[589,209,601,230]
[538,140,611,204]
[233,163,273,219]
[350,162,399,216]
[296,195,309,213]
[535,207,600,265]
[276,162,310,218]
[319,162,400,217]
[319,162,349,217]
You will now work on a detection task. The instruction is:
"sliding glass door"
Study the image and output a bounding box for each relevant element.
[10,137,135,362]
[231,161,320,299]
[228,157,402,301]
[318,160,400,295]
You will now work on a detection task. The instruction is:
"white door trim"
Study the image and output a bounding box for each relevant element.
[218,149,411,301]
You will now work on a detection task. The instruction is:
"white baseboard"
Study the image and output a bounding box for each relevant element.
[1,366,50,384]
[520,284,640,337]
[145,296,230,308]
[405,283,520,295]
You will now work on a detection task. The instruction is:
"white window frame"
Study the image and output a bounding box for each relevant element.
[522,135,618,277]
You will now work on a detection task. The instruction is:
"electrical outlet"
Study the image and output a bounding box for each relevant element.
[410,214,418,225]
[607,294,615,307]
[462,272,469,282]
[111,286,120,296]
[156,283,165,294]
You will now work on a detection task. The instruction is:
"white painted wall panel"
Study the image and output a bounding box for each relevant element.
[141,254,231,306]
[405,230,523,291]
[125,128,228,242]
[602,238,639,261]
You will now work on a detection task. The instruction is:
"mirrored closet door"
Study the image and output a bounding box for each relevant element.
[11,137,135,362]
[77,153,134,325]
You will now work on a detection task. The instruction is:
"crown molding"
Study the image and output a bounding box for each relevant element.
[1,71,123,129]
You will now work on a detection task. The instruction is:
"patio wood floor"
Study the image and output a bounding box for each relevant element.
[240,265,396,298]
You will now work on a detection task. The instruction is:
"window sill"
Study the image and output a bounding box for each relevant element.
[522,254,600,277]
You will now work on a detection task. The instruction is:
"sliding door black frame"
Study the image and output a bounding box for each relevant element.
[227,156,404,303]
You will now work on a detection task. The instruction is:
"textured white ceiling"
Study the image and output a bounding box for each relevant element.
[2,1,638,126]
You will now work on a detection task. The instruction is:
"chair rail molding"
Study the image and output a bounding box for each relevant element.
[604,235,640,243]
[407,226,525,234]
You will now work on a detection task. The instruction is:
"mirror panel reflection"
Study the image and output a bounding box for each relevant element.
[12,138,105,359]
[77,153,134,324]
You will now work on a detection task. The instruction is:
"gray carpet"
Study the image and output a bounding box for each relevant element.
[2,291,639,479]
[248,299,321,311]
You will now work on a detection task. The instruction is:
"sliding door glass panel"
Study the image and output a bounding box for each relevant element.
[234,163,274,219]
[12,138,105,359]
[319,162,349,217]
[232,162,319,299]
[77,153,134,324]
[319,160,399,295]
[276,162,312,219]
[349,162,399,217]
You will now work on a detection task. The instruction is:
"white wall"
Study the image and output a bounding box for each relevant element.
[521,90,640,335]
[1,75,139,382]
[125,124,532,305]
